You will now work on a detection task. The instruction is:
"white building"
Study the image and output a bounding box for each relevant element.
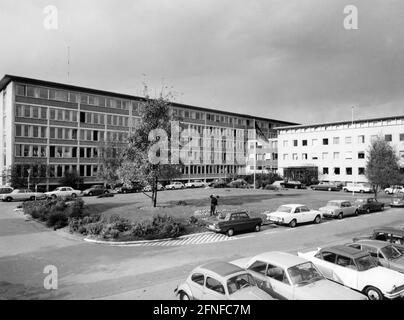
[276,116,404,184]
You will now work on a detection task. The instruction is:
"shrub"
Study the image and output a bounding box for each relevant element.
[66,198,85,218]
[46,212,68,229]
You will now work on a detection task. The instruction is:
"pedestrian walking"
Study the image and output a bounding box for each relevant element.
[210,194,219,216]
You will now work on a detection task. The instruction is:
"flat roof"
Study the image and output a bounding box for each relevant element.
[274,114,404,130]
[201,261,244,277]
[0,74,297,126]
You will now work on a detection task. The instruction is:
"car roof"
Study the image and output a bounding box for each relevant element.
[354,239,394,249]
[200,261,245,277]
[373,227,404,236]
[327,200,346,203]
[321,245,369,258]
[279,204,306,208]
[252,252,309,269]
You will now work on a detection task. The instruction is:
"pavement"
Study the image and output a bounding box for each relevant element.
[0,192,404,300]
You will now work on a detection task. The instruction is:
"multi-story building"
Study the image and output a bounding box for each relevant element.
[276,116,404,184]
[0,75,295,190]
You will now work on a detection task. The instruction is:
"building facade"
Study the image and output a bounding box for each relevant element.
[276,117,404,184]
[0,75,294,190]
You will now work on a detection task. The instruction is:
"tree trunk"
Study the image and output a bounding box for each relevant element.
[374,185,378,200]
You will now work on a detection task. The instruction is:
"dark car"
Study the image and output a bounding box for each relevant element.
[116,184,143,194]
[207,211,262,237]
[354,198,384,214]
[82,185,110,196]
[280,180,303,189]
[353,227,404,252]
[311,182,340,191]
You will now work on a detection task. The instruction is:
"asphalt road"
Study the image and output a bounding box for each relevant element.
[0,191,403,300]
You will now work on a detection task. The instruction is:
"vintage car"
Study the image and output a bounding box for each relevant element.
[165,182,185,190]
[355,198,385,214]
[185,180,207,188]
[2,189,46,202]
[82,185,110,196]
[231,252,367,300]
[310,182,340,191]
[353,227,404,252]
[319,200,359,219]
[174,261,274,300]
[44,186,82,199]
[343,183,372,193]
[0,186,13,195]
[298,245,404,300]
[265,204,322,228]
[391,194,404,208]
[384,185,404,195]
[143,183,164,192]
[347,240,404,273]
[280,180,304,189]
[115,183,143,194]
[207,211,262,237]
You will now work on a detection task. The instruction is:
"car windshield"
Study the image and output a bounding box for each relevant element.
[287,262,324,286]
[381,245,403,260]
[355,199,366,204]
[326,201,340,207]
[276,206,292,213]
[227,273,256,295]
[354,255,378,271]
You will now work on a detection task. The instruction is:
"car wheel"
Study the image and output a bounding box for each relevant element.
[88,192,93,197]
[227,229,234,237]
[289,219,297,228]
[366,208,371,214]
[255,224,261,232]
[6,197,12,202]
[328,188,332,192]
[314,215,321,224]
[179,292,190,300]
[344,188,348,192]
[104,190,109,194]
[360,190,364,193]
[294,186,298,189]
[364,286,383,300]
[30,196,35,201]
[71,193,77,198]
[354,209,359,216]
[337,213,343,220]
[380,205,384,211]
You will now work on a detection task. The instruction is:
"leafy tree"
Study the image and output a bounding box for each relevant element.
[7,162,48,190]
[366,135,402,199]
[7,165,26,188]
[59,171,83,189]
[96,140,126,188]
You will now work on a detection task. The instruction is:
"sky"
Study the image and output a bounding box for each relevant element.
[0,0,403,124]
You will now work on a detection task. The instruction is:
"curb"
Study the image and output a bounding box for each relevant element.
[83,231,215,246]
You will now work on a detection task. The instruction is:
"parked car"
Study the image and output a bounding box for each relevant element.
[353,227,404,252]
[227,179,249,188]
[343,183,372,193]
[45,186,82,199]
[210,179,228,188]
[355,198,384,214]
[310,182,340,191]
[231,252,367,300]
[174,261,274,300]
[142,183,164,192]
[2,189,46,202]
[165,182,185,190]
[319,200,359,219]
[0,186,13,195]
[391,194,404,207]
[207,211,262,237]
[82,185,110,196]
[115,184,143,194]
[384,185,404,195]
[280,180,303,189]
[185,180,206,188]
[265,204,322,228]
[347,240,404,273]
[298,245,404,300]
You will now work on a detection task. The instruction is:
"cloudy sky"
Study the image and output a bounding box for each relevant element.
[0,0,403,124]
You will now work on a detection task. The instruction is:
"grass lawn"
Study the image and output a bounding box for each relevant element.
[82,188,394,224]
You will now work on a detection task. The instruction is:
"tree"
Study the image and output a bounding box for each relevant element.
[122,87,182,207]
[97,140,126,188]
[7,162,49,190]
[59,171,83,189]
[365,135,402,199]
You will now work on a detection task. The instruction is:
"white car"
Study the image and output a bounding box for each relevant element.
[265,204,322,228]
[185,180,206,188]
[143,183,164,192]
[231,252,367,300]
[319,200,359,219]
[384,185,404,195]
[45,186,82,199]
[298,245,404,300]
[343,183,372,193]
[165,182,185,190]
[2,189,46,202]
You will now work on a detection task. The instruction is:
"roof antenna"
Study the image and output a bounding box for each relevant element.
[67,46,70,83]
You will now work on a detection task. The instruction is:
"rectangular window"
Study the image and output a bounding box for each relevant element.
[72,111,77,122]
[86,165,92,177]
[23,145,30,157]
[80,147,85,158]
[345,136,352,144]
[345,152,353,159]
[32,146,39,157]
[358,167,365,175]
[86,130,92,141]
[64,110,71,121]
[72,129,77,140]
[334,167,340,175]
[86,148,91,158]
[322,152,328,160]
[15,145,22,157]
[302,140,307,146]
[323,167,329,174]
[385,134,392,142]
[293,140,298,147]
[50,127,55,139]
[333,152,340,159]
[69,92,78,103]
[50,109,56,120]
[39,87,48,99]
[16,124,22,137]
[57,128,63,139]
[346,167,352,175]
[64,128,70,140]
[358,135,365,143]
[24,105,31,118]
[292,153,298,160]
[358,151,365,159]
[312,139,318,146]
[323,138,328,145]
[57,109,63,120]
[55,90,68,102]
[32,106,39,119]
[24,125,29,137]
[400,133,404,141]
[41,107,47,119]
[50,146,55,158]
[333,137,340,144]
[302,153,308,160]
[33,126,39,138]
[16,104,23,117]
[16,85,25,96]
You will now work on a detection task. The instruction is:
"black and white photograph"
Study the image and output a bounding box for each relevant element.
[1,0,404,307]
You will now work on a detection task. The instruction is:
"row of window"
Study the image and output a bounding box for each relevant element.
[16,84,139,111]
[321,167,365,176]
[14,164,99,178]
[283,151,366,161]
[284,134,404,148]
[182,164,243,175]
[15,144,100,158]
